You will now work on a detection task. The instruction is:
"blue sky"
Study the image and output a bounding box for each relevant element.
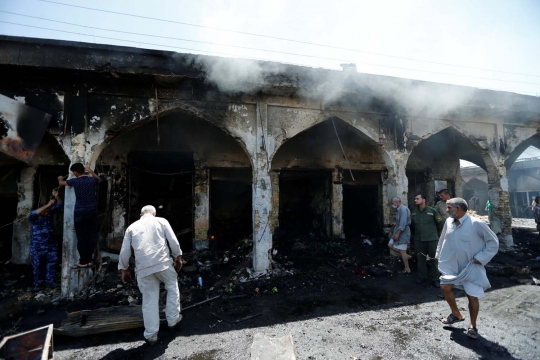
[1,0,540,96]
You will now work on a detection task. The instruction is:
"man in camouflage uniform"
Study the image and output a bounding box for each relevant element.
[411,193,444,288]
[28,189,63,289]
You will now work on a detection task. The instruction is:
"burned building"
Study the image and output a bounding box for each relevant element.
[1,36,540,296]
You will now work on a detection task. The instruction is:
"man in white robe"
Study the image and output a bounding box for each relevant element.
[435,197,499,339]
[119,205,183,345]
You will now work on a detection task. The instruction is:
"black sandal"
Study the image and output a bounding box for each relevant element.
[441,313,465,325]
[466,326,478,339]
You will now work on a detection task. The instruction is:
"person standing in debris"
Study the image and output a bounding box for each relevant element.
[119,205,183,345]
[533,196,540,232]
[411,194,444,287]
[436,189,451,221]
[436,198,499,340]
[58,163,102,269]
[389,197,412,274]
[28,189,63,290]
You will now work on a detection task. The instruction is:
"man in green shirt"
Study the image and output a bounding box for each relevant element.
[412,193,445,287]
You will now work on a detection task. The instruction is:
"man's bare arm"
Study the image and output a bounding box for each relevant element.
[57,175,67,187]
[85,165,103,183]
[35,200,55,215]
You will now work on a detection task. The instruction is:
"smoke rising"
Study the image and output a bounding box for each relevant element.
[196,56,286,93]
[191,54,493,119]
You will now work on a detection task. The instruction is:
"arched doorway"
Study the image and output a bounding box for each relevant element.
[506,145,540,218]
[406,127,493,208]
[98,110,252,251]
[271,117,389,240]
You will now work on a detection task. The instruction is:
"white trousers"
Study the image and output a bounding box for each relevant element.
[137,266,181,339]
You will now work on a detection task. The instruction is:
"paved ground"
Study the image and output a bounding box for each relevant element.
[49,274,539,360]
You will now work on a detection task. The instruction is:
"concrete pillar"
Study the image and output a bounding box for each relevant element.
[381,169,393,227]
[269,171,280,234]
[109,161,128,251]
[394,153,409,205]
[12,166,36,264]
[454,169,463,198]
[253,103,272,272]
[193,162,210,250]
[61,133,91,297]
[487,164,514,247]
[331,167,344,238]
[61,88,92,297]
[426,170,436,206]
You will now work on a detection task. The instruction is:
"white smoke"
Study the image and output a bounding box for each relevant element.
[190,54,491,118]
[196,56,285,93]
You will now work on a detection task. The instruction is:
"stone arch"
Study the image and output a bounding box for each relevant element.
[407,125,513,246]
[504,132,540,169]
[270,115,394,240]
[271,115,391,170]
[89,105,252,167]
[30,132,70,165]
[88,106,254,252]
[409,125,496,172]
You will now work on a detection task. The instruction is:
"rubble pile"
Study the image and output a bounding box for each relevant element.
[467,210,489,223]
[1,229,538,338]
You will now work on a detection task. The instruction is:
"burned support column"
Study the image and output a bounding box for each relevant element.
[12,166,36,264]
[487,165,514,247]
[252,103,272,272]
[381,169,392,226]
[426,171,436,205]
[331,167,344,238]
[193,162,210,250]
[61,88,91,297]
[454,171,463,198]
[61,134,89,297]
[394,153,409,205]
[109,161,128,251]
[269,170,280,236]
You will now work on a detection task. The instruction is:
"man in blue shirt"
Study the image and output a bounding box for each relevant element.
[389,197,412,274]
[58,163,103,269]
[28,189,63,289]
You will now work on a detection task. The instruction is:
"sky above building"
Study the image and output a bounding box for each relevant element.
[460,145,540,168]
[1,0,540,97]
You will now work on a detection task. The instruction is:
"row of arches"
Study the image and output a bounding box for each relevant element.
[9,106,537,270]
[78,107,534,255]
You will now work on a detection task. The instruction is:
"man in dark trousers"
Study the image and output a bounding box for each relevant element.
[58,163,102,269]
[28,189,63,290]
[411,193,444,288]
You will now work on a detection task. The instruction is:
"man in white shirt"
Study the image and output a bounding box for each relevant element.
[436,198,499,340]
[119,205,183,345]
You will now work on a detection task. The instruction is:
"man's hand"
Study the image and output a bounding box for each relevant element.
[472,257,482,265]
[393,234,399,241]
[57,175,65,181]
[47,199,55,207]
[174,256,183,272]
[121,269,132,283]
[52,189,59,197]
[85,165,103,182]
